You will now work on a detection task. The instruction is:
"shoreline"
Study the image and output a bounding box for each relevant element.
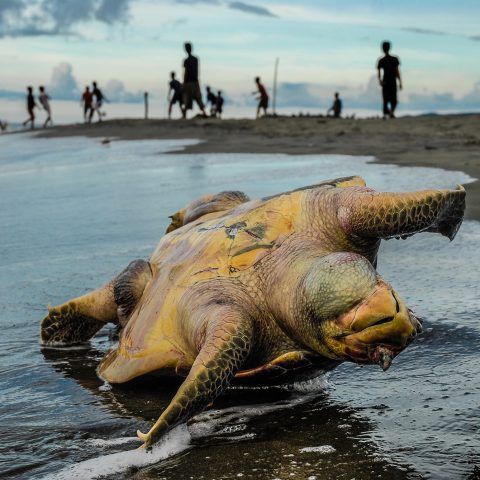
[32,114,480,220]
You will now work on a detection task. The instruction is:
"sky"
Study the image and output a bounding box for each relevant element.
[1,0,480,112]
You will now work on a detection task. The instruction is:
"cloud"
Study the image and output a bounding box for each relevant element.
[276,83,323,108]
[175,0,219,3]
[48,62,80,99]
[105,79,144,103]
[228,1,276,17]
[401,27,449,36]
[470,35,480,41]
[0,0,133,37]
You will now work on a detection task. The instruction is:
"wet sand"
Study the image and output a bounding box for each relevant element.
[36,114,480,220]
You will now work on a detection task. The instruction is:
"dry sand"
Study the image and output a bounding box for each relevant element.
[36,114,480,220]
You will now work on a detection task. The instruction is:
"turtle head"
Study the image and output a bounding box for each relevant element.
[298,253,421,370]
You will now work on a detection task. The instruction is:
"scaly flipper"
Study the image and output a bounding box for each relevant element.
[339,185,466,240]
[41,259,152,345]
[137,305,253,448]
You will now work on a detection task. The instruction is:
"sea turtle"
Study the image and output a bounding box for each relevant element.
[40,176,466,448]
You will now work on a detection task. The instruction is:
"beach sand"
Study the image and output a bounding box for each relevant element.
[35,114,480,220]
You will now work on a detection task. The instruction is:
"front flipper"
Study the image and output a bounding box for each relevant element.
[137,305,253,448]
[340,185,466,240]
[41,259,152,345]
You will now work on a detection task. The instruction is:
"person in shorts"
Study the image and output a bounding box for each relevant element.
[253,77,269,118]
[205,86,217,117]
[81,86,93,123]
[168,71,183,119]
[377,41,402,118]
[38,86,52,128]
[22,86,38,129]
[90,81,108,122]
[182,42,207,119]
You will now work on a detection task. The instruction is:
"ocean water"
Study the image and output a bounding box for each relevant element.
[0,134,478,480]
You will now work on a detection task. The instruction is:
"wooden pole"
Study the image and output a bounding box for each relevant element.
[272,57,279,116]
[144,92,149,119]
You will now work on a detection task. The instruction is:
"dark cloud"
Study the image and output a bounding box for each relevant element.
[175,0,219,3]
[229,1,276,17]
[0,0,133,38]
[402,27,448,36]
[470,35,480,41]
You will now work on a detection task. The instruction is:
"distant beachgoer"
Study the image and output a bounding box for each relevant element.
[377,41,402,119]
[168,71,183,119]
[39,86,52,128]
[205,86,217,117]
[90,81,108,122]
[327,92,342,118]
[22,86,37,129]
[0,119,7,131]
[182,42,207,119]
[216,90,224,118]
[81,86,93,123]
[253,77,269,119]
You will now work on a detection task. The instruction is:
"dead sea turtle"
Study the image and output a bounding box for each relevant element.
[40,176,465,448]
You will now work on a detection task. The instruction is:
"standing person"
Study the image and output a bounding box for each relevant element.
[182,42,207,119]
[90,81,108,122]
[252,77,269,119]
[327,92,342,118]
[216,90,224,118]
[168,71,183,119]
[0,119,7,131]
[22,86,37,129]
[81,86,93,123]
[38,86,52,128]
[205,86,217,117]
[377,41,402,119]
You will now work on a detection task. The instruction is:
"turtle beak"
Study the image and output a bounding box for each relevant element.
[334,281,421,370]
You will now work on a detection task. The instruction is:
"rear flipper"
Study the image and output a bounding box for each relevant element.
[41,259,152,345]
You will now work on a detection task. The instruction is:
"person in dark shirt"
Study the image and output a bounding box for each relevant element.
[205,86,218,117]
[377,41,402,118]
[327,92,342,118]
[216,90,224,118]
[168,71,183,119]
[90,81,108,122]
[182,42,206,119]
[22,86,38,130]
[253,76,269,119]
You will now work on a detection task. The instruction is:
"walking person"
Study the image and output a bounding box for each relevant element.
[252,77,269,118]
[168,71,183,119]
[377,41,402,119]
[216,90,224,118]
[81,86,93,123]
[205,86,217,117]
[38,86,52,128]
[327,92,342,118]
[22,86,37,130]
[181,42,207,119]
[90,81,108,122]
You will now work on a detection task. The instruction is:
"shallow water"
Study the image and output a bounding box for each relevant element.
[0,135,478,480]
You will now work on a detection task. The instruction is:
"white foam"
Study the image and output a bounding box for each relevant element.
[299,445,336,454]
[86,436,139,447]
[47,425,191,480]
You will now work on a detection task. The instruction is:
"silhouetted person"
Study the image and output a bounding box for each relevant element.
[90,81,108,122]
[0,119,7,131]
[168,71,183,119]
[327,92,342,118]
[253,77,268,118]
[38,86,52,128]
[216,90,224,118]
[22,86,37,129]
[182,42,207,119]
[205,86,217,117]
[81,86,93,123]
[377,41,402,118]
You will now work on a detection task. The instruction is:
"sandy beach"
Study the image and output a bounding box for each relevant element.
[35,114,480,220]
